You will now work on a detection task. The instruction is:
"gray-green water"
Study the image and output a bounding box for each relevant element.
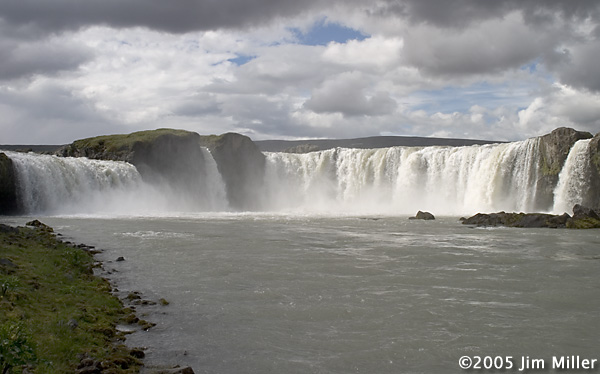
[6,214,600,373]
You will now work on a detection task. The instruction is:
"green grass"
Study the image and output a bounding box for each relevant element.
[0,223,142,373]
[69,128,196,154]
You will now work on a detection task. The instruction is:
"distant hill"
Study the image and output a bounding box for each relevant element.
[255,135,501,153]
[1,134,501,155]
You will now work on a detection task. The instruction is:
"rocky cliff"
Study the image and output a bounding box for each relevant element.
[535,127,593,210]
[57,129,208,199]
[56,129,266,211]
[0,153,18,214]
[588,131,600,211]
[200,133,266,211]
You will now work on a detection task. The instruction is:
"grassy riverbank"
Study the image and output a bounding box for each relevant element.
[0,221,142,374]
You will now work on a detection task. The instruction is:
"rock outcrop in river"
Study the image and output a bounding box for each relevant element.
[460,204,600,229]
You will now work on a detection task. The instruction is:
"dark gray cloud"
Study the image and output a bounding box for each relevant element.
[0,38,92,80]
[400,12,561,77]
[0,81,124,143]
[3,1,596,35]
[0,0,324,34]
[371,0,600,29]
[550,41,600,92]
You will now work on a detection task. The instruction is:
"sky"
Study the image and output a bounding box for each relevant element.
[1,0,600,144]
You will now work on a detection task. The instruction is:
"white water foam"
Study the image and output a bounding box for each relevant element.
[6,151,229,215]
[263,138,543,215]
[553,139,593,214]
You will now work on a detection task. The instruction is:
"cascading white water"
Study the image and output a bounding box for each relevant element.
[4,136,594,216]
[5,150,229,215]
[263,138,543,215]
[7,151,162,214]
[200,147,229,211]
[552,139,593,214]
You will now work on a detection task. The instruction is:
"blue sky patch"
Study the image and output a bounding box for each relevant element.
[228,55,256,66]
[290,18,368,46]
[410,82,535,115]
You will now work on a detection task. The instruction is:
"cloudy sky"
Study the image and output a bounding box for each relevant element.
[1,0,600,144]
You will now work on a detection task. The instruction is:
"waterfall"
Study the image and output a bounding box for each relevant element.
[200,147,229,211]
[263,138,544,215]
[553,139,593,214]
[4,135,595,216]
[6,150,229,215]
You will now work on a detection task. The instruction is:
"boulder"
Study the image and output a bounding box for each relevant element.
[566,204,600,229]
[409,211,435,220]
[0,152,18,214]
[146,366,195,374]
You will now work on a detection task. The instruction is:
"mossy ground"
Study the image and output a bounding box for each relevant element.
[0,223,142,373]
[69,128,195,154]
[566,217,600,229]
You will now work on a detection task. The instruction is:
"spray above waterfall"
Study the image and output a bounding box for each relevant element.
[5,149,229,215]
[263,138,545,215]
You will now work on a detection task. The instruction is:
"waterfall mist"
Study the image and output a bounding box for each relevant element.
[6,150,228,215]
[263,139,545,215]
[3,137,596,216]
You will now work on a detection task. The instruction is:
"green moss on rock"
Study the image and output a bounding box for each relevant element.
[566,217,600,229]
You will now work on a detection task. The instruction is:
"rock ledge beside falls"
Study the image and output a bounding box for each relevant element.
[460,204,600,229]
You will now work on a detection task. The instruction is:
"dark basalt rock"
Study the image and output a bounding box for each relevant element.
[567,203,600,229]
[200,132,266,211]
[56,129,208,200]
[535,127,593,211]
[461,205,600,229]
[55,129,268,211]
[409,211,435,220]
[0,152,18,214]
[588,131,600,211]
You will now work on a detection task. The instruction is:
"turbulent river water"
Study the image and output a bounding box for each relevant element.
[4,213,600,374]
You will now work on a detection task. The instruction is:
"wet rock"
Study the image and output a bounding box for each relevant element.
[0,153,18,214]
[462,206,600,229]
[200,132,266,210]
[116,256,125,262]
[25,219,53,232]
[536,127,593,211]
[567,204,600,229]
[159,298,170,306]
[572,204,600,220]
[129,347,145,359]
[147,366,195,374]
[0,257,18,268]
[409,211,435,220]
[0,224,19,234]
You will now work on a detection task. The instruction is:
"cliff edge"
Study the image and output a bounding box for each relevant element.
[0,153,18,214]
